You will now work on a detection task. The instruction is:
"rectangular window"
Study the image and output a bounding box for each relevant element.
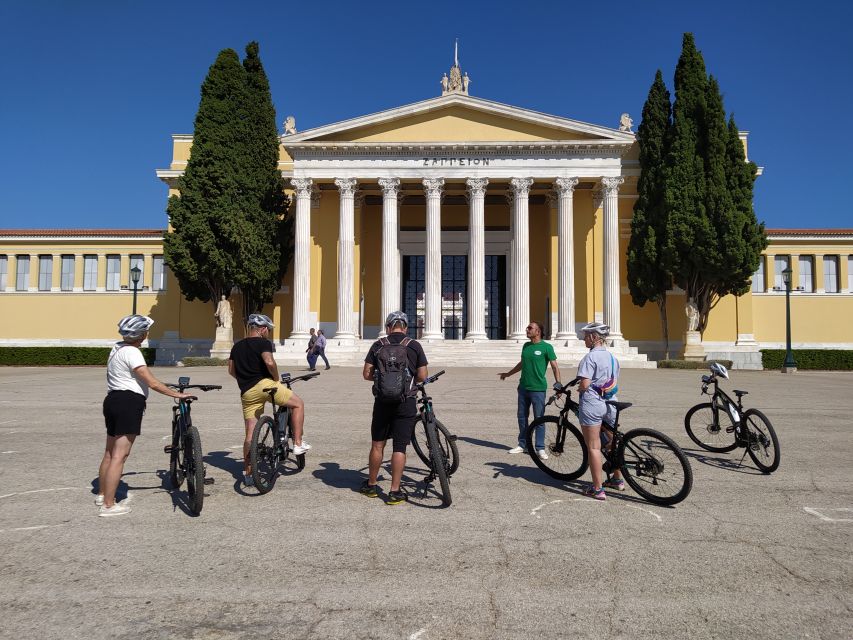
[751,258,765,293]
[773,255,790,290]
[0,255,7,290]
[106,255,121,291]
[823,256,839,293]
[38,255,53,291]
[129,254,144,289]
[83,255,98,290]
[16,255,30,291]
[60,255,75,291]
[798,255,813,292]
[152,255,166,291]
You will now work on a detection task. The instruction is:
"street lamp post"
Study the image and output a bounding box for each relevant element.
[781,266,797,373]
[130,265,142,315]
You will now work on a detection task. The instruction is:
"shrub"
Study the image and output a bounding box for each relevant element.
[181,357,229,367]
[760,349,853,371]
[0,347,155,366]
[658,359,733,370]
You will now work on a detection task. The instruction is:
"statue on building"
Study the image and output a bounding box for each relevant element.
[685,298,699,332]
[441,73,449,94]
[619,113,633,132]
[214,295,233,329]
[462,72,470,93]
[440,39,469,96]
[283,115,297,135]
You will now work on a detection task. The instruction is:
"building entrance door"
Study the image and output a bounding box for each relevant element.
[485,255,507,340]
[441,255,467,339]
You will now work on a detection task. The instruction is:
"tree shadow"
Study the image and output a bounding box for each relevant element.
[680,447,764,475]
[456,436,511,451]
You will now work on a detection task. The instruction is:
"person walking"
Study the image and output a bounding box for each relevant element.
[229,314,311,488]
[498,320,561,457]
[306,327,318,371]
[360,311,428,505]
[314,329,330,370]
[97,315,192,516]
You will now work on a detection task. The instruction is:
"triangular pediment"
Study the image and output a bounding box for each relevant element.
[283,94,634,145]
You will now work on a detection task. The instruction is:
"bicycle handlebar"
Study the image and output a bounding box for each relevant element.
[166,383,222,392]
[280,371,321,384]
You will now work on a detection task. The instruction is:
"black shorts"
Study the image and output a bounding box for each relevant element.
[103,390,146,437]
[371,399,417,454]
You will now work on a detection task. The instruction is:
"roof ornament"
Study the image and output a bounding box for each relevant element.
[441,38,469,96]
[618,113,633,132]
[283,116,297,135]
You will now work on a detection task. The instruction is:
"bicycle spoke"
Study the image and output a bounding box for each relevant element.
[620,430,692,505]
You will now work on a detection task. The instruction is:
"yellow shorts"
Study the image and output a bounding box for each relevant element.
[240,379,293,420]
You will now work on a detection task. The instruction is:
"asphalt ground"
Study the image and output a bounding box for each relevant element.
[0,364,851,640]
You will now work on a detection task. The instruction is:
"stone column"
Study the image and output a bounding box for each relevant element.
[509,178,533,339]
[334,178,358,341]
[422,178,445,341]
[555,177,580,340]
[601,177,624,342]
[378,178,401,332]
[466,178,489,340]
[290,178,313,339]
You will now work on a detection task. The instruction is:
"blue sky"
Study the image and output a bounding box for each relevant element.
[0,0,850,230]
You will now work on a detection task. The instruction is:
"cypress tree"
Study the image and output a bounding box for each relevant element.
[627,70,674,357]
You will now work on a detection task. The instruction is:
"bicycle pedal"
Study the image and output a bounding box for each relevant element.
[163,445,174,454]
[203,477,215,485]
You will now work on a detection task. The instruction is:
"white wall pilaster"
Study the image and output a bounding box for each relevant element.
[601,176,624,341]
[378,178,401,335]
[509,177,533,339]
[422,178,445,341]
[466,178,489,340]
[334,178,357,341]
[290,178,313,339]
[554,177,580,340]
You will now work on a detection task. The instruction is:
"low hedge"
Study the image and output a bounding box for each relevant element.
[181,357,229,367]
[0,347,156,366]
[761,349,853,370]
[658,359,733,370]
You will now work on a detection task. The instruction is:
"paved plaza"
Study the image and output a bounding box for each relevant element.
[0,363,851,639]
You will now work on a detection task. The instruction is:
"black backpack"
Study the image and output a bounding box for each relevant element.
[372,336,413,404]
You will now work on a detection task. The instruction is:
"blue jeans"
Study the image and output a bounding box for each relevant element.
[517,388,546,450]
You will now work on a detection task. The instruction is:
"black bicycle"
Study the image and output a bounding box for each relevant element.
[526,378,693,506]
[249,371,319,493]
[410,370,456,507]
[164,376,221,515]
[684,362,780,473]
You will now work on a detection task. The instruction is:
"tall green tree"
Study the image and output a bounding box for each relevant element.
[627,70,673,357]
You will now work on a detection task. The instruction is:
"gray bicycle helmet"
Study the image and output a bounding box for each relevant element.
[384,310,409,328]
[118,314,154,338]
[580,321,610,337]
[709,362,729,379]
[247,313,274,329]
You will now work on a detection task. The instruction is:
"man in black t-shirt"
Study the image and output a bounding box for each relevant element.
[228,314,311,488]
[361,311,428,505]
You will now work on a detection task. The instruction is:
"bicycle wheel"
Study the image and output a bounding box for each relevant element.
[185,425,205,515]
[684,402,738,453]
[169,422,185,488]
[250,416,278,494]
[742,409,780,473]
[425,418,452,507]
[619,428,693,506]
[525,416,588,481]
[412,418,459,476]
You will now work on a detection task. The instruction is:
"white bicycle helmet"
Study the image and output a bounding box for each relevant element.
[385,310,409,328]
[118,314,154,338]
[709,362,729,379]
[580,321,610,337]
[247,313,274,329]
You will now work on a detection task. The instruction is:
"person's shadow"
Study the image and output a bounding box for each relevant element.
[313,461,449,509]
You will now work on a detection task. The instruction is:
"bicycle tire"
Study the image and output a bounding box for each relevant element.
[684,402,738,453]
[250,416,278,494]
[425,417,452,507]
[742,408,780,473]
[619,428,693,506]
[525,415,588,481]
[169,421,185,488]
[185,425,205,515]
[412,418,459,476]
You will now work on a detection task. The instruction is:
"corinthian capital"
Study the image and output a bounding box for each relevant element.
[422,177,445,197]
[378,178,401,197]
[334,178,358,196]
[554,177,579,195]
[291,178,313,197]
[465,177,489,198]
[600,176,625,195]
[509,177,534,197]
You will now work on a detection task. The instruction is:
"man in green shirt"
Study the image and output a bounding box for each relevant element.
[499,321,561,458]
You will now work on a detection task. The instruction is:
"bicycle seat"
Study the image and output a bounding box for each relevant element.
[733,390,749,397]
[606,401,632,412]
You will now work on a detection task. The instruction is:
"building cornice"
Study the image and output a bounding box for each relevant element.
[285,140,633,159]
[767,229,853,241]
[0,229,164,241]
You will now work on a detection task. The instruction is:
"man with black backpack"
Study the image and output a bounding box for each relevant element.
[361,311,428,505]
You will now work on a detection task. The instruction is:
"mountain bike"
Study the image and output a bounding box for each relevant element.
[684,362,780,473]
[164,376,221,515]
[526,378,693,506]
[249,371,319,494]
[411,370,455,507]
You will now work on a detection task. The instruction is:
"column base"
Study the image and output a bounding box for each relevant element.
[555,331,579,340]
[464,331,489,342]
[289,331,311,341]
[509,331,527,341]
[211,326,234,353]
[420,332,445,343]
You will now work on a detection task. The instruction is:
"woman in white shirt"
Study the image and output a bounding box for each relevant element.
[97,315,191,517]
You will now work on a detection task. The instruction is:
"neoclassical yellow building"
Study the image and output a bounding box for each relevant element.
[2,63,851,368]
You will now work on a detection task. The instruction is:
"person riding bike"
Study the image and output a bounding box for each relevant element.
[576,321,623,500]
[228,313,311,488]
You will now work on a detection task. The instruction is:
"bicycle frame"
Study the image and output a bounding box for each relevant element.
[701,375,748,441]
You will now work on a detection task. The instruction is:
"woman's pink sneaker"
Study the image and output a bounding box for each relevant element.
[583,485,606,501]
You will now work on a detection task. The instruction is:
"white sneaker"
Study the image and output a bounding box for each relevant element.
[507,446,526,454]
[243,474,254,487]
[98,503,131,517]
[292,441,312,455]
[119,492,134,504]
[94,494,105,506]
[538,449,549,460]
